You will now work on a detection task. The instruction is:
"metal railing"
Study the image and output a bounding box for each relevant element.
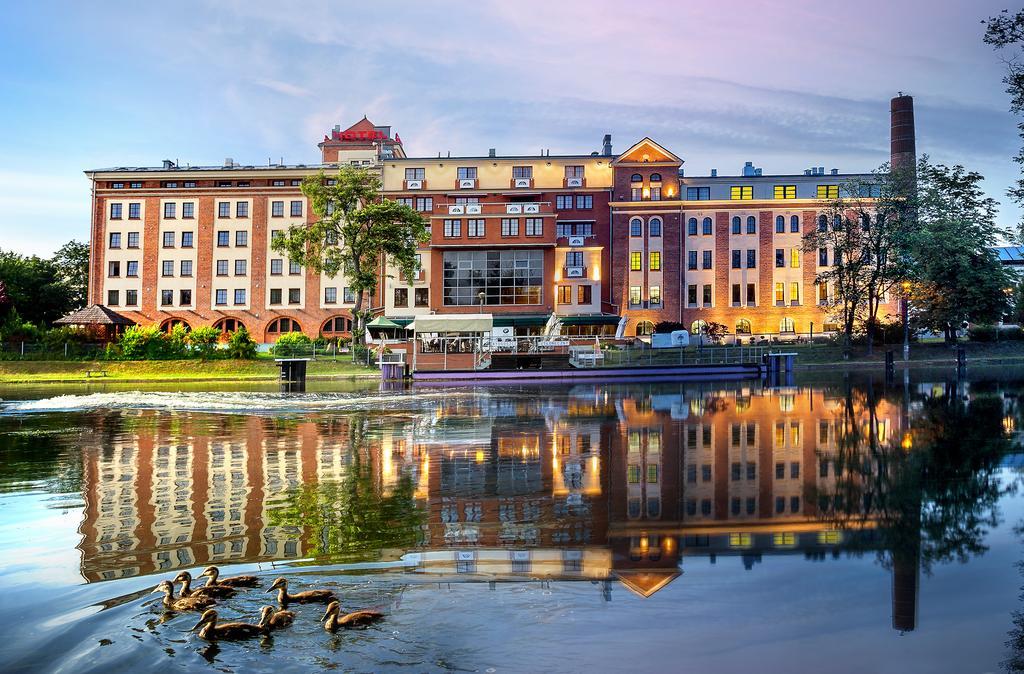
[0,342,109,361]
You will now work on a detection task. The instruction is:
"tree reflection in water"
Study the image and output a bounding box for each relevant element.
[266,415,425,563]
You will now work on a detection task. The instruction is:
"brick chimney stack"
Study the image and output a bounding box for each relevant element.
[890,93,916,173]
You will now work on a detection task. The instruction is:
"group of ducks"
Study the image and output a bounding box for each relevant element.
[151,565,384,641]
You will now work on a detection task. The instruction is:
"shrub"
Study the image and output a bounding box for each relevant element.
[653,321,685,334]
[116,325,188,359]
[187,326,222,359]
[968,324,997,342]
[227,327,258,359]
[1003,326,1024,340]
[272,331,311,356]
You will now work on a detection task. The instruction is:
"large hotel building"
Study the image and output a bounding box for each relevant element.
[85,96,914,341]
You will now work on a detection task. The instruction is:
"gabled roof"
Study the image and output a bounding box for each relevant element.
[54,304,134,326]
[611,138,682,166]
[614,570,681,598]
[341,116,377,134]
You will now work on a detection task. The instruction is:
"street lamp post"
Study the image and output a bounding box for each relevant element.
[902,280,911,362]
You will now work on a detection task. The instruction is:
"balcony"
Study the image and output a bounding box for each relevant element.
[404,179,425,190]
[564,176,585,188]
[511,177,534,189]
[505,202,541,215]
[435,202,550,217]
[448,203,483,215]
[456,178,478,189]
[562,266,588,279]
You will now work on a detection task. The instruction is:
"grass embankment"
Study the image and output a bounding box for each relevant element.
[780,340,1024,368]
[0,358,377,384]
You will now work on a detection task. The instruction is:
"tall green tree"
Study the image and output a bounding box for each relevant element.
[52,240,89,310]
[910,159,1013,341]
[0,251,75,325]
[271,167,427,343]
[984,9,1024,241]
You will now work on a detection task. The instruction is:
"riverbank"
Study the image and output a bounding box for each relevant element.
[786,340,1024,368]
[0,358,378,383]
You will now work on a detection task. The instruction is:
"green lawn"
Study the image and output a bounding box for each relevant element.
[0,358,377,383]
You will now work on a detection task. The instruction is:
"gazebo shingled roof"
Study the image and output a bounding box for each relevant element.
[54,304,134,326]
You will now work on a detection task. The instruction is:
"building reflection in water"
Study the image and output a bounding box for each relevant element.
[75,380,1015,633]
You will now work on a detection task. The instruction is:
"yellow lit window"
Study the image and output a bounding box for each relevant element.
[628,431,642,452]
[791,423,801,446]
[774,185,797,199]
[648,431,662,453]
[647,464,659,483]
[773,532,796,547]
[790,249,800,268]
[731,185,753,200]
[817,530,842,545]
[775,422,786,447]
[774,282,784,304]
[649,251,661,271]
[630,251,642,271]
[816,184,840,199]
[729,533,753,548]
[790,282,800,303]
[627,464,641,483]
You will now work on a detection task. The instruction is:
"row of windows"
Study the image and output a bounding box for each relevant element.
[110,179,305,189]
[393,287,429,307]
[442,218,543,238]
[405,166,586,180]
[627,285,661,306]
[394,197,434,212]
[629,217,662,237]
[555,222,593,238]
[629,251,661,272]
[555,195,594,210]
[557,285,594,304]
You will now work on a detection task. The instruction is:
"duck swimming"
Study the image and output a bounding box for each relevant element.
[174,571,236,599]
[151,580,215,612]
[200,565,260,588]
[258,605,296,633]
[267,577,336,605]
[191,609,264,641]
[321,600,385,631]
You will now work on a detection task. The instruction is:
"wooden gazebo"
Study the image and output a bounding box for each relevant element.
[54,304,134,341]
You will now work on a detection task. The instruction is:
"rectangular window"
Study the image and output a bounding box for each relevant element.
[289,260,301,275]
[109,232,121,248]
[270,259,283,275]
[443,219,461,237]
[180,231,193,248]
[629,286,642,305]
[288,288,301,304]
[107,289,119,306]
[163,202,176,219]
[730,185,753,200]
[790,282,800,304]
[649,285,661,305]
[108,261,120,277]
[467,219,485,237]
[731,250,741,269]
[180,260,192,277]
[394,287,408,307]
[405,167,425,180]
[566,165,584,178]
[685,186,710,200]
[235,231,248,247]
[790,248,800,268]
[819,282,829,304]
[512,166,532,178]
[126,261,138,277]
[687,250,697,270]
[216,231,229,246]
[525,218,543,236]
[687,284,697,306]
[558,285,572,304]
[234,259,247,276]
[110,203,122,219]
[775,282,785,305]
[775,249,785,268]
[234,289,246,305]
[343,287,356,304]
[290,201,303,217]
[702,250,712,269]
[415,197,433,212]
[702,284,712,306]
[161,260,173,277]
[179,289,191,306]
[649,187,661,200]
[457,166,477,180]
[181,202,194,219]
[747,283,756,305]
[746,249,756,268]
[732,283,741,305]
[576,195,593,209]
[161,289,173,306]
[215,289,227,305]
[630,251,642,271]
[269,288,282,304]
[162,231,174,248]
[501,218,519,236]
[774,185,797,199]
[556,195,573,209]
[819,248,829,266]
[649,251,661,271]
[415,287,429,307]
[324,287,337,304]
[122,231,137,249]
[271,201,284,217]
[578,284,592,304]
[216,260,228,276]
[184,181,196,188]
[125,289,137,306]
[817,184,840,199]
[218,202,230,218]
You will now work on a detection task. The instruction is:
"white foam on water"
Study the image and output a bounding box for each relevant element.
[0,389,485,415]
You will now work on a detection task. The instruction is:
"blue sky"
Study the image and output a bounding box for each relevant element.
[0,0,1021,256]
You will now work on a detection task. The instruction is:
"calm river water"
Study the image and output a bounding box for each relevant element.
[2,370,1024,673]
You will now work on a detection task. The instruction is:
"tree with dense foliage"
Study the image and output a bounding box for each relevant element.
[0,250,76,326]
[909,160,1012,341]
[803,164,917,355]
[984,9,1024,241]
[271,167,428,344]
[52,240,90,311]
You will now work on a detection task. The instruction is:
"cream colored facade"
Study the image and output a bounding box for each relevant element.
[210,197,253,311]
[381,155,614,192]
[102,199,144,309]
[157,198,199,310]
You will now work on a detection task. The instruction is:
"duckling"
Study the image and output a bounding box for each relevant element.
[267,577,336,606]
[151,580,215,612]
[321,600,385,631]
[258,605,296,633]
[200,565,260,588]
[174,571,236,600]
[191,609,264,641]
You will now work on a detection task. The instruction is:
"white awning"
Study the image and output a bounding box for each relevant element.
[409,314,493,333]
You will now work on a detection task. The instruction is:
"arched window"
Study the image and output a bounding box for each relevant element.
[817,214,828,232]
[732,216,741,234]
[833,214,843,230]
[213,318,244,335]
[775,215,785,233]
[746,215,756,233]
[649,172,662,182]
[780,317,795,334]
[321,316,352,334]
[267,317,302,335]
[159,318,190,333]
[687,217,698,236]
[691,319,708,335]
[736,319,752,335]
[630,173,643,183]
[790,214,800,232]
[629,217,643,237]
[636,320,655,337]
[648,217,662,237]
[702,217,713,235]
